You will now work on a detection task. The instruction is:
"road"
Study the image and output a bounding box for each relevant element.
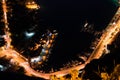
[86,7,120,64]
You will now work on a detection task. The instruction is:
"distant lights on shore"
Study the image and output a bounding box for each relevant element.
[25,31,35,38]
[25,0,40,10]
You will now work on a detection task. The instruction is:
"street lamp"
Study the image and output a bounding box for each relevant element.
[25,0,40,10]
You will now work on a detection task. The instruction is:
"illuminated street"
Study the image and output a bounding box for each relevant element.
[86,7,120,63]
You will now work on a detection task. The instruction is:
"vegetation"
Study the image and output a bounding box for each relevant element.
[50,64,120,80]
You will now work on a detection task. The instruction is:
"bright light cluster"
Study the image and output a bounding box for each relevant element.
[25,1,40,10]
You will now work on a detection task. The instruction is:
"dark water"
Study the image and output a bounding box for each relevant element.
[0,0,119,73]
[8,0,118,70]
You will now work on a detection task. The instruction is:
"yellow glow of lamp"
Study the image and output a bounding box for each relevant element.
[25,1,40,10]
